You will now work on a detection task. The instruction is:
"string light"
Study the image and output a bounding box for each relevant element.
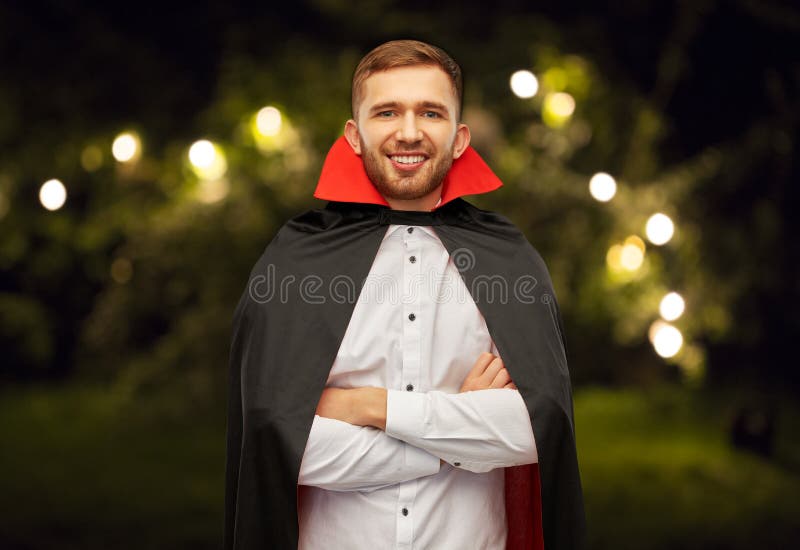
[510,70,539,98]
[606,236,645,273]
[250,106,299,153]
[255,106,282,137]
[606,244,623,271]
[189,140,215,168]
[620,235,645,271]
[112,132,141,163]
[649,320,683,358]
[589,172,617,202]
[646,213,674,245]
[548,92,575,117]
[660,292,685,321]
[542,92,575,127]
[189,139,227,180]
[39,179,67,211]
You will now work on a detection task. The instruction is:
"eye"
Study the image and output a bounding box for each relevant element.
[376,111,395,118]
[422,111,442,119]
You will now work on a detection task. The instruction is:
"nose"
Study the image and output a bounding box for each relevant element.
[395,111,423,143]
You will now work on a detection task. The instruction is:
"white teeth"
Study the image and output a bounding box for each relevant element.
[391,155,426,164]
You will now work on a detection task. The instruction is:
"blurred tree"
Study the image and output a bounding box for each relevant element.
[0,0,796,408]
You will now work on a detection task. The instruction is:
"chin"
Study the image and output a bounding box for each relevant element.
[385,180,437,199]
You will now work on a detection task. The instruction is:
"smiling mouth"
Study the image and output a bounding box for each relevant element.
[387,154,429,171]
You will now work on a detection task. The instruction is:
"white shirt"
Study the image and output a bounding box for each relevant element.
[297,220,538,550]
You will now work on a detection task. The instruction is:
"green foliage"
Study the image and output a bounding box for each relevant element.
[0,3,795,397]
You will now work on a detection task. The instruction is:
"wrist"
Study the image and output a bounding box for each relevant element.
[361,387,387,430]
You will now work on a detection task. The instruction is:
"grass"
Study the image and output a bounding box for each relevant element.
[0,384,225,549]
[0,382,797,549]
[576,384,800,550]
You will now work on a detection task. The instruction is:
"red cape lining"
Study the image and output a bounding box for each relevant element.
[313,136,504,207]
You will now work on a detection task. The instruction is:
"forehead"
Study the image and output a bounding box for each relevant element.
[359,65,457,112]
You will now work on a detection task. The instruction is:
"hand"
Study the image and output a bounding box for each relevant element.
[459,352,517,393]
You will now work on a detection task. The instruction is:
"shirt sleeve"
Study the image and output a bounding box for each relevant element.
[298,414,441,492]
[384,388,538,474]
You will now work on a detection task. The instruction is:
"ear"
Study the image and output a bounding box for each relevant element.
[344,120,362,156]
[452,123,471,159]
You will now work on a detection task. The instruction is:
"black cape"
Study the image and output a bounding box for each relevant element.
[224,197,586,549]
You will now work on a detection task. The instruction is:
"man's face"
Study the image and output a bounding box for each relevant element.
[344,65,470,203]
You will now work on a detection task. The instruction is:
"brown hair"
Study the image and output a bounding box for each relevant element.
[351,39,463,121]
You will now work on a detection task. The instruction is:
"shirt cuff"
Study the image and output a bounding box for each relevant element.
[385,389,428,442]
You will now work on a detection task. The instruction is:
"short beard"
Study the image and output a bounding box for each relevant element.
[360,137,454,201]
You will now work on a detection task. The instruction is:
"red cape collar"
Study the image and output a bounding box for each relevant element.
[313,136,503,210]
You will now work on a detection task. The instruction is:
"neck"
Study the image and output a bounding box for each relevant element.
[384,186,443,212]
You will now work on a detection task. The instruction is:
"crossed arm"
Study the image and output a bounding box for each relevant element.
[298,352,538,492]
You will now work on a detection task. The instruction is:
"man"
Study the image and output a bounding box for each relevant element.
[224,40,585,550]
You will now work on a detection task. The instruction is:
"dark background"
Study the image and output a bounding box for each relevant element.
[1,1,798,548]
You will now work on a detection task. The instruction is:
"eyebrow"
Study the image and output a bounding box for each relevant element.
[368,101,450,114]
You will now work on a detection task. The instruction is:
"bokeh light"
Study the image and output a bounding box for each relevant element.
[542,92,575,127]
[620,235,645,271]
[249,107,300,154]
[646,213,674,245]
[255,106,282,137]
[112,132,141,163]
[549,92,575,116]
[189,139,228,180]
[189,140,215,168]
[510,70,539,98]
[589,172,617,202]
[650,321,684,358]
[39,179,67,211]
[660,292,685,321]
[606,244,623,271]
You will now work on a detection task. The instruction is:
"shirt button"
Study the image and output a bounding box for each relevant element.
[409,255,416,263]
[407,227,414,234]
[454,461,461,467]
[406,384,414,391]
[408,313,416,321]
[402,507,409,516]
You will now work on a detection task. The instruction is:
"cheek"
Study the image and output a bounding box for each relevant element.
[432,134,456,156]
[359,129,388,153]
[427,126,456,147]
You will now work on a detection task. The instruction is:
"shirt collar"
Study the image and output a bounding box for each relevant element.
[381,223,438,242]
[313,136,503,210]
